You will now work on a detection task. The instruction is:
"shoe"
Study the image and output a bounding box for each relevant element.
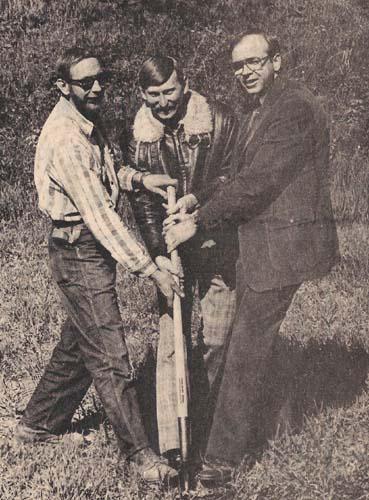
[130,447,179,484]
[162,448,181,470]
[14,423,87,446]
[198,458,233,485]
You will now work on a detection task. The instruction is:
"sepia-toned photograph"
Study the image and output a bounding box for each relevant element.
[0,0,368,498]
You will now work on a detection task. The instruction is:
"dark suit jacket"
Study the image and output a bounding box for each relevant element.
[197,78,339,291]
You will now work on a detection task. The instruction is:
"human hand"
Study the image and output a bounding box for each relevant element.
[163,212,193,231]
[164,218,198,253]
[163,194,199,215]
[150,268,184,306]
[155,255,184,279]
[142,174,178,199]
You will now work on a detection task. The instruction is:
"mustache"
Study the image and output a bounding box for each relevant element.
[153,104,176,112]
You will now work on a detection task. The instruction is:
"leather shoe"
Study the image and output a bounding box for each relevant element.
[198,459,233,485]
[14,423,88,446]
[130,447,179,484]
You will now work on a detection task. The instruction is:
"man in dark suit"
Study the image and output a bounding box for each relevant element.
[164,31,339,481]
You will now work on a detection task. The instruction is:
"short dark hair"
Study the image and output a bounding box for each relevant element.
[138,55,185,90]
[56,46,102,81]
[231,31,280,58]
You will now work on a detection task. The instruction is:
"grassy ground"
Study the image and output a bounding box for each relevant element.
[0,214,368,499]
[1,0,369,498]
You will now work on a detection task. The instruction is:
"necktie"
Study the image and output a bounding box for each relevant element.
[245,102,261,147]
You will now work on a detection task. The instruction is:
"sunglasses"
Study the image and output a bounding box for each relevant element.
[67,71,112,91]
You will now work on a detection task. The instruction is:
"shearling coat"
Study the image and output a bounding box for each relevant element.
[127,90,239,272]
[126,90,239,454]
[197,78,339,291]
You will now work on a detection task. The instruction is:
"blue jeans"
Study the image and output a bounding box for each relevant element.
[22,225,149,457]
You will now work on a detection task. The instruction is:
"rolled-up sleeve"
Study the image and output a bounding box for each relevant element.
[52,135,157,277]
[117,164,138,192]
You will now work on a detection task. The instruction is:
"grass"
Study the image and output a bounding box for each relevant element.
[0,210,368,500]
[1,0,368,222]
[236,393,369,500]
[1,0,369,498]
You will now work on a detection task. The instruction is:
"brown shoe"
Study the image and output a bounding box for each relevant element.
[130,447,179,484]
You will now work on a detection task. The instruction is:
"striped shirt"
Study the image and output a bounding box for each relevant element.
[34,96,156,277]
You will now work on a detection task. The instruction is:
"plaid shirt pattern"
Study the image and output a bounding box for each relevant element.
[34,97,156,277]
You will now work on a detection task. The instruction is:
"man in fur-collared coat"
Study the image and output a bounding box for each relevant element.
[125,55,239,461]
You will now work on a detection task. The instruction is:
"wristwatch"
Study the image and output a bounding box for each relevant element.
[132,171,151,190]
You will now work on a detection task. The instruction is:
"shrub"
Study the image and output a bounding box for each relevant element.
[0,0,368,222]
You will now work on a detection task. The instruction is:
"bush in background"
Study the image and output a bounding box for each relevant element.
[0,0,368,222]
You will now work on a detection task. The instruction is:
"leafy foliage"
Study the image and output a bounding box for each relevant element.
[0,0,368,221]
[0,1,368,498]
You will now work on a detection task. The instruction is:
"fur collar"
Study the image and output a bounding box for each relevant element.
[133,90,213,143]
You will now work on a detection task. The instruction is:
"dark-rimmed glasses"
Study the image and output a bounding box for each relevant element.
[67,71,111,91]
[233,56,270,74]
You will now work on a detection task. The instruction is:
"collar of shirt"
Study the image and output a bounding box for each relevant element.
[55,96,95,139]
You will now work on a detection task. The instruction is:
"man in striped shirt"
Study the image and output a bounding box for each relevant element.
[15,46,181,484]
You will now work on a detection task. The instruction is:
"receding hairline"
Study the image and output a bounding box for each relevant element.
[55,47,103,81]
[236,32,267,45]
[231,32,280,58]
[69,56,101,73]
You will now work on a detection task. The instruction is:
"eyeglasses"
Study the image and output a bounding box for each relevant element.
[233,56,270,74]
[67,71,111,91]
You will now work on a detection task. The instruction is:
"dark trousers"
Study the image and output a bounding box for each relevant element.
[205,260,299,464]
[22,227,149,457]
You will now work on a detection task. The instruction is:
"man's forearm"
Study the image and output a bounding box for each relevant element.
[196,101,315,231]
[54,149,157,277]
[117,165,148,191]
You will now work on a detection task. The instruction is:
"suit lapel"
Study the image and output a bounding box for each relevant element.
[232,105,270,174]
[231,78,290,176]
[238,78,289,168]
